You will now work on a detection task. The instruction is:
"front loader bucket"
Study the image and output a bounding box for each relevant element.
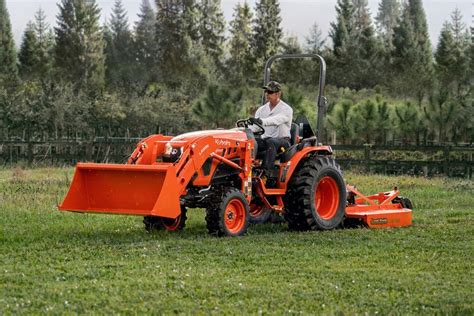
[59,163,181,218]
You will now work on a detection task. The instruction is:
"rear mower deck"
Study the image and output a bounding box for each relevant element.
[345,185,412,228]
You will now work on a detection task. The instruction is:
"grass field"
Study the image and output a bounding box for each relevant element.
[1,167,473,314]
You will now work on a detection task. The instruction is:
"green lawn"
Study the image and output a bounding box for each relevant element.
[1,167,473,314]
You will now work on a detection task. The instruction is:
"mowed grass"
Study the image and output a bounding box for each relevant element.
[0,167,473,314]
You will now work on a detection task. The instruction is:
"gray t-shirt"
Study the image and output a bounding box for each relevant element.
[254,100,293,139]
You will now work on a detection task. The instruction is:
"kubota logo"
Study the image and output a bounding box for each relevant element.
[215,139,231,146]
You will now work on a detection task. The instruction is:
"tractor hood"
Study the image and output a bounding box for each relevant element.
[170,129,250,144]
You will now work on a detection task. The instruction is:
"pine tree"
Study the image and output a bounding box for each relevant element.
[391,0,434,103]
[198,0,225,67]
[350,99,378,144]
[435,22,456,88]
[18,22,40,79]
[305,22,325,54]
[134,0,157,84]
[351,0,382,88]
[155,0,193,86]
[192,85,242,128]
[227,2,253,84]
[104,0,134,89]
[327,100,353,145]
[0,0,17,77]
[329,0,381,89]
[55,0,105,92]
[329,0,354,58]
[375,0,400,52]
[277,35,306,85]
[251,0,283,76]
[34,8,55,79]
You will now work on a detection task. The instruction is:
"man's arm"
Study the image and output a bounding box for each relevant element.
[261,106,293,126]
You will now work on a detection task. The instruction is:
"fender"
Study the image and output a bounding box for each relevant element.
[280,145,333,186]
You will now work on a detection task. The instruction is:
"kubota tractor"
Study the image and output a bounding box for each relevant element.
[59,54,412,237]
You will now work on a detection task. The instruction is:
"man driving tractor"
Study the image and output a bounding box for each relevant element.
[249,81,293,176]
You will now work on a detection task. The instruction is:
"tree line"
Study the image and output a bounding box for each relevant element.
[0,0,472,145]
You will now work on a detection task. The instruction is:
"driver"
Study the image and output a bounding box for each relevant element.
[249,81,293,176]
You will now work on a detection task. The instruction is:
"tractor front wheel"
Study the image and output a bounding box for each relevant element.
[144,206,187,232]
[206,188,250,237]
[284,156,346,231]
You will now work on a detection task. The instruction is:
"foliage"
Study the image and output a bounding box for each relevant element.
[0,0,472,146]
[192,85,243,128]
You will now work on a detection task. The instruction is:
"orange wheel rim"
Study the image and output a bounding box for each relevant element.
[161,215,181,231]
[225,199,246,233]
[315,176,340,220]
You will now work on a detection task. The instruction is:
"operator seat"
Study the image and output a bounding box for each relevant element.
[255,123,299,161]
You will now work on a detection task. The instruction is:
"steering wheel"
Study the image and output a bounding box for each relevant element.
[236,118,265,135]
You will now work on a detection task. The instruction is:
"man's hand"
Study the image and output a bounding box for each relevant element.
[248,117,263,125]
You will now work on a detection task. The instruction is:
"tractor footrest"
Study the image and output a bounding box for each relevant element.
[345,208,412,228]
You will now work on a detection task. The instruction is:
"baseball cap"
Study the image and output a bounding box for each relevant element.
[262,81,281,92]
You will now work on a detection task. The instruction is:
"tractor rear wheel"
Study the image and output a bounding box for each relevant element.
[249,199,272,224]
[284,156,346,231]
[206,188,250,237]
[143,206,187,232]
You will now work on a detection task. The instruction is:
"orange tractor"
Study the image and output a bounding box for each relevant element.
[59,54,412,236]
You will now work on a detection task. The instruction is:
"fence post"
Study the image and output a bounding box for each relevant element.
[443,146,450,177]
[364,144,371,173]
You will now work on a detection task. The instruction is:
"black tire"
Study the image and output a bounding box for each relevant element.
[394,196,413,209]
[284,156,346,231]
[143,206,187,232]
[249,200,272,224]
[205,188,250,237]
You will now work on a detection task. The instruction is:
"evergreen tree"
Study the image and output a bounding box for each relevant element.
[34,8,55,79]
[277,35,306,85]
[251,0,283,77]
[350,98,378,144]
[18,9,55,81]
[198,0,225,67]
[329,0,354,58]
[435,22,456,88]
[104,0,134,89]
[329,0,380,89]
[55,0,106,92]
[134,0,157,84]
[155,0,193,86]
[227,2,253,84]
[327,100,353,145]
[375,0,400,52]
[0,0,17,77]
[423,91,458,143]
[192,85,242,128]
[305,22,325,54]
[351,0,382,88]
[18,22,40,79]
[391,0,434,103]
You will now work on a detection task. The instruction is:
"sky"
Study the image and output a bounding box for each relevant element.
[6,0,473,49]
